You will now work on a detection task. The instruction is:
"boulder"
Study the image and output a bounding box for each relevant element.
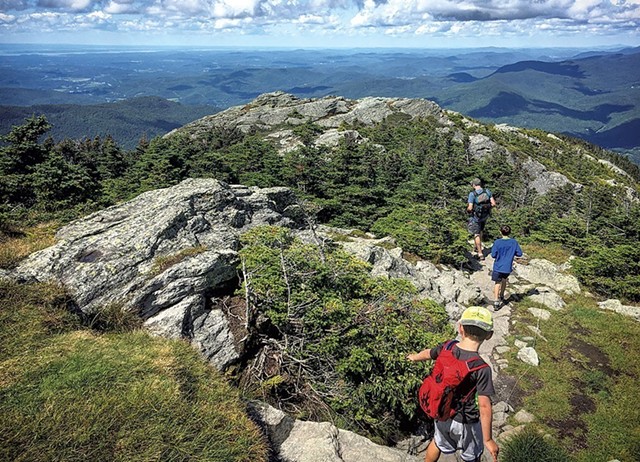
[10,179,305,369]
[467,134,508,161]
[335,235,482,307]
[527,308,551,321]
[249,401,421,462]
[521,158,578,196]
[514,410,536,424]
[598,299,640,322]
[497,425,526,442]
[170,92,450,140]
[517,347,540,366]
[514,259,580,294]
[528,287,566,311]
[314,129,365,148]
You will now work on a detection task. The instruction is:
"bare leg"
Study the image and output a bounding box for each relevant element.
[474,234,483,258]
[493,282,501,302]
[499,280,507,299]
[425,439,441,462]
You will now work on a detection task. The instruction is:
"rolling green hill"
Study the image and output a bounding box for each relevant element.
[437,51,640,163]
[0,96,218,150]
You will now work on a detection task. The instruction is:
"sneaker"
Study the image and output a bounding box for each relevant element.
[493,301,502,311]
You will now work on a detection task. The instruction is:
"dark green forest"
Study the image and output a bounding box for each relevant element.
[1,113,639,304]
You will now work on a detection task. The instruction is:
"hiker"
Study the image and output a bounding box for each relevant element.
[407,306,499,462]
[490,225,523,310]
[467,178,496,262]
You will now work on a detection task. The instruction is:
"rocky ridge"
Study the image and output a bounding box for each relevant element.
[166,92,637,201]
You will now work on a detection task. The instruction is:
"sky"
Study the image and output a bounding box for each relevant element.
[0,0,639,49]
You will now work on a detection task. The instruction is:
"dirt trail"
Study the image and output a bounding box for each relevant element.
[438,256,515,462]
[467,254,513,388]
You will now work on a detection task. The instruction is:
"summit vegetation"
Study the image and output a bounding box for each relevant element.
[2,110,638,302]
[1,97,639,460]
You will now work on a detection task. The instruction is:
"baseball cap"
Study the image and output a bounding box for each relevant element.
[471,178,482,186]
[460,306,493,332]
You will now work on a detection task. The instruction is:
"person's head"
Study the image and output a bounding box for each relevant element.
[471,178,482,189]
[500,225,512,236]
[458,306,494,342]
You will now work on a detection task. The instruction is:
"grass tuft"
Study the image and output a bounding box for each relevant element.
[501,427,569,462]
[521,243,571,265]
[0,221,58,269]
[84,303,144,333]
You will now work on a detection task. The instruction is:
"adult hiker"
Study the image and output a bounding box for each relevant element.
[407,306,499,462]
[490,225,523,310]
[467,178,496,262]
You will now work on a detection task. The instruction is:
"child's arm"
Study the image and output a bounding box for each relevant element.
[478,395,499,462]
[406,348,432,362]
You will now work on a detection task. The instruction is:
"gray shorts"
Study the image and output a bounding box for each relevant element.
[434,419,484,461]
[467,219,486,236]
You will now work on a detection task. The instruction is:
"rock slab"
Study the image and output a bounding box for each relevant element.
[10,179,304,369]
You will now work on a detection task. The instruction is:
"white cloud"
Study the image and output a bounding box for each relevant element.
[351,0,640,26]
[0,0,638,45]
[104,0,141,14]
[213,17,249,29]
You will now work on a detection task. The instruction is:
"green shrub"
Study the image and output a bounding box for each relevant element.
[572,245,640,302]
[371,205,468,265]
[501,428,570,462]
[239,226,453,441]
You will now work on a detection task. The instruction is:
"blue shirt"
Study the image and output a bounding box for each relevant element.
[491,237,523,274]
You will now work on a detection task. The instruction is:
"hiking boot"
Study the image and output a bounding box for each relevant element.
[493,300,502,311]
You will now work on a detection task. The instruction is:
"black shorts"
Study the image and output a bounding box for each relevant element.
[491,270,511,282]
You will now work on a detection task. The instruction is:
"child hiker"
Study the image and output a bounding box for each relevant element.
[490,225,523,310]
[407,306,499,462]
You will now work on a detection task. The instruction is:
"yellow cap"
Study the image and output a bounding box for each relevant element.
[460,306,493,332]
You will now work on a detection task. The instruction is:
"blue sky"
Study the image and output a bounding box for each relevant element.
[1,0,639,49]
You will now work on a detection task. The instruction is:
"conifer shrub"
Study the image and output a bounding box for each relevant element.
[371,205,468,265]
[572,244,640,302]
[238,226,453,441]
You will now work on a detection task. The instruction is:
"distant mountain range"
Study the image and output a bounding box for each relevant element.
[437,49,640,162]
[0,45,638,162]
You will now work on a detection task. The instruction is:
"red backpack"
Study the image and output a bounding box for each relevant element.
[418,340,489,421]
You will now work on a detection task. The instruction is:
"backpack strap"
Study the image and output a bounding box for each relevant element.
[444,339,459,351]
[466,357,488,372]
[460,357,489,404]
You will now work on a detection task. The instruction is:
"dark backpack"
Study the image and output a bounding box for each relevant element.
[473,189,492,221]
[418,340,489,421]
